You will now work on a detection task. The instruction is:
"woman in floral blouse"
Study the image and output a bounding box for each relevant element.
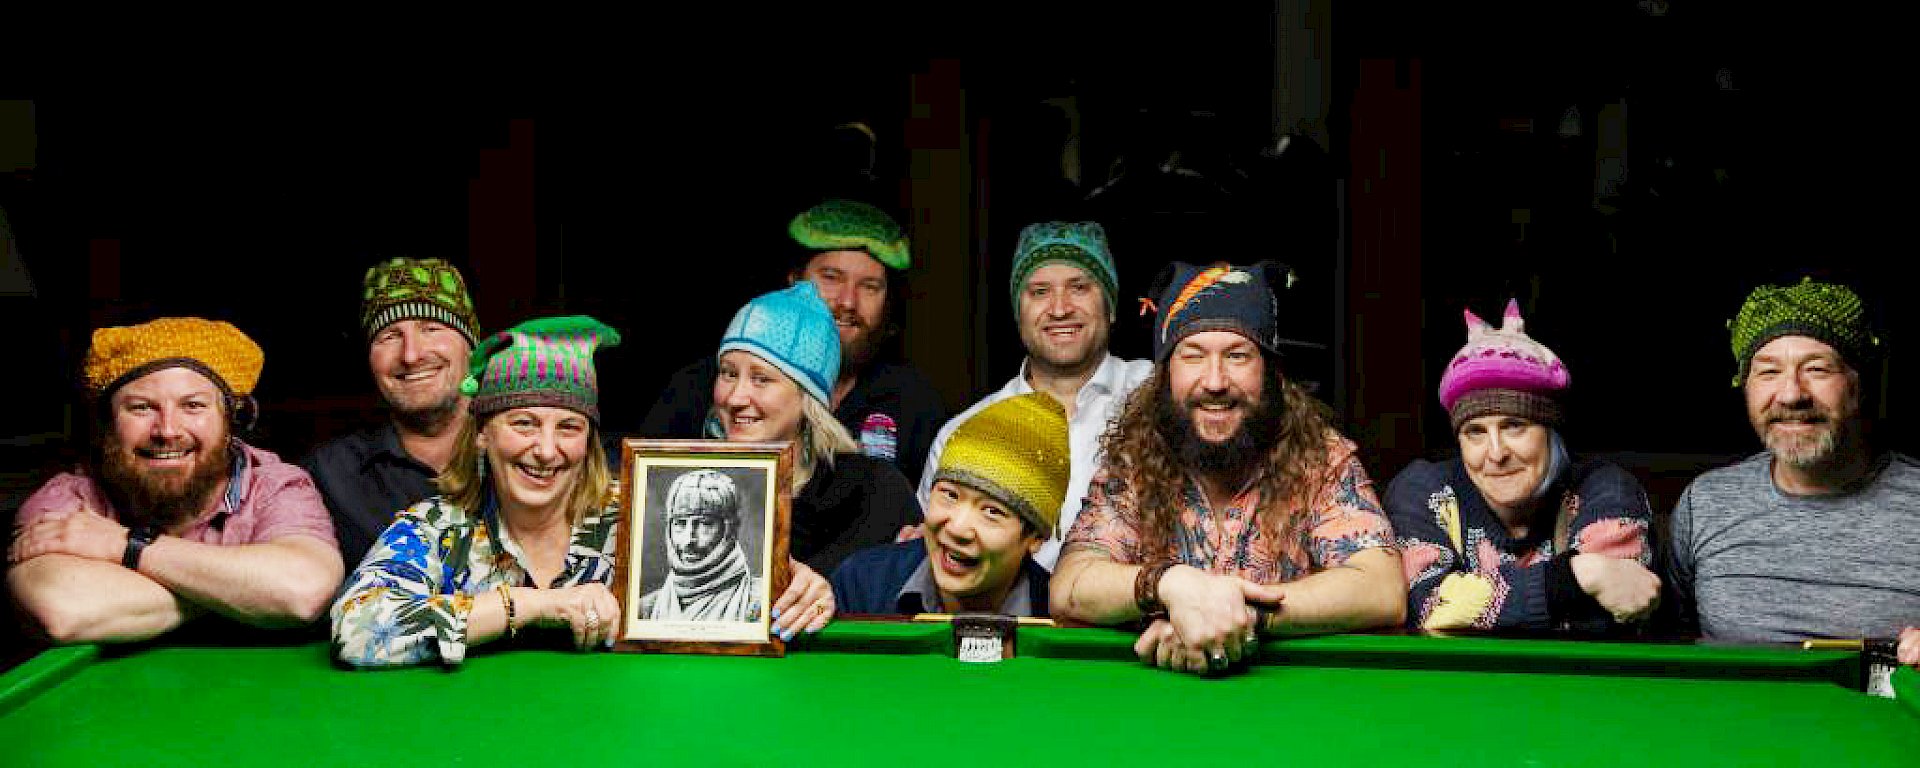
[332,316,624,667]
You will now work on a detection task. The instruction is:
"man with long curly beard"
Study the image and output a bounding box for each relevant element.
[1050,261,1404,676]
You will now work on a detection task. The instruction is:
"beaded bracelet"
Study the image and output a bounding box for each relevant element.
[497,583,518,640]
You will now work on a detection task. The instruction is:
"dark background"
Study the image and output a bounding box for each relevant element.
[2,4,1906,662]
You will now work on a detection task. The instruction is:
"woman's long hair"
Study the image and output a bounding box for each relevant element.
[438,413,612,527]
[1098,356,1339,560]
[793,394,859,492]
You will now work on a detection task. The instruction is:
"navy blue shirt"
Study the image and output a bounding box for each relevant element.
[830,540,1051,617]
[301,423,438,569]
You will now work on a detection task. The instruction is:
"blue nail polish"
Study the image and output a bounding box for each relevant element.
[771,607,782,620]
[779,627,796,642]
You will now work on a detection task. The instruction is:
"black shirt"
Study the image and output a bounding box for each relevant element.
[636,355,948,487]
[792,454,923,575]
[300,423,439,568]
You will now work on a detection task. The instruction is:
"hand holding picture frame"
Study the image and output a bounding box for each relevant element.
[612,439,792,656]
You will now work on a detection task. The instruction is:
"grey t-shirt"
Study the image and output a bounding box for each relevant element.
[1669,452,1920,643]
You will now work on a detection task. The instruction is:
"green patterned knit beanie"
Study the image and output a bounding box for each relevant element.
[787,199,911,270]
[1729,277,1878,386]
[1009,221,1119,317]
[361,257,481,349]
[461,316,621,422]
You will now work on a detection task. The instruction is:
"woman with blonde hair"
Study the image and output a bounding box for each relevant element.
[333,316,624,667]
[709,283,921,641]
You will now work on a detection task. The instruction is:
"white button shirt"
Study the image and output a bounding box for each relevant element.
[915,353,1154,570]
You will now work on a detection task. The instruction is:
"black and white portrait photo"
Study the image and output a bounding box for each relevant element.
[638,467,768,623]
[618,447,788,649]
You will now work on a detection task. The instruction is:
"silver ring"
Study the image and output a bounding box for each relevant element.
[585,607,600,632]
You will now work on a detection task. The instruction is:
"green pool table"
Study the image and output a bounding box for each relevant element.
[3,622,1916,767]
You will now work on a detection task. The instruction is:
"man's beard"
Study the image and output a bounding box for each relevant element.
[835,309,882,373]
[667,526,733,575]
[1154,374,1285,484]
[390,389,463,434]
[97,431,233,530]
[1758,398,1857,470]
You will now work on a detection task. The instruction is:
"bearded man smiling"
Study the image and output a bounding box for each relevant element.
[1667,278,1920,670]
[8,317,342,645]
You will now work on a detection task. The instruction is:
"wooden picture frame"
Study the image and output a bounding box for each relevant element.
[612,439,792,657]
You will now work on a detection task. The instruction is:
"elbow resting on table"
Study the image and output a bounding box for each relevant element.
[244,541,345,628]
[1314,549,1408,633]
[266,574,339,627]
[1046,556,1103,625]
[8,560,153,644]
[1376,588,1408,630]
[1367,553,1410,630]
[21,599,100,646]
[329,613,387,668]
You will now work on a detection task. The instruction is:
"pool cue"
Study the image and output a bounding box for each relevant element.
[911,613,1056,627]
[1802,638,1899,656]
[1802,639,1866,651]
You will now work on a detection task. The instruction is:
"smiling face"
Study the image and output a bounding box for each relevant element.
[922,480,1044,611]
[100,366,235,527]
[1166,331,1266,446]
[368,318,471,422]
[477,406,591,516]
[1457,414,1552,514]
[667,514,733,570]
[797,250,889,370]
[1744,335,1862,469]
[1017,263,1112,376]
[713,350,806,444]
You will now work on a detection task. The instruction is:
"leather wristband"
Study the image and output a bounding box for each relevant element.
[122,525,158,571]
[1135,561,1176,617]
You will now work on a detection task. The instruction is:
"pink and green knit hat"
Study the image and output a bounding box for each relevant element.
[1437,299,1570,430]
[460,316,621,423]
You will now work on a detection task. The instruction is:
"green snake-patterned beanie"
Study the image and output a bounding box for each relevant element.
[787,199,911,270]
[1729,277,1879,386]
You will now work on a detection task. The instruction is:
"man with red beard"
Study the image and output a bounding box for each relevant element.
[6,318,342,644]
[1051,261,1404,676]
[638,199,947,486]
[303,257,481,567]
[1667,279,1920,667]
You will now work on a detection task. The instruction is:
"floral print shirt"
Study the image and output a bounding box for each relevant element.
[1063,433,1396,583]
[331,494,617,668]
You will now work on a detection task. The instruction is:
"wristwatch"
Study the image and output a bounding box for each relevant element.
[123,524,159,570]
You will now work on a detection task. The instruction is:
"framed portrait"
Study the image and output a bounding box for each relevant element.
[612,439,792,657]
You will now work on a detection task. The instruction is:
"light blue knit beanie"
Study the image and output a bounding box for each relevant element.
[718,282,841,406]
